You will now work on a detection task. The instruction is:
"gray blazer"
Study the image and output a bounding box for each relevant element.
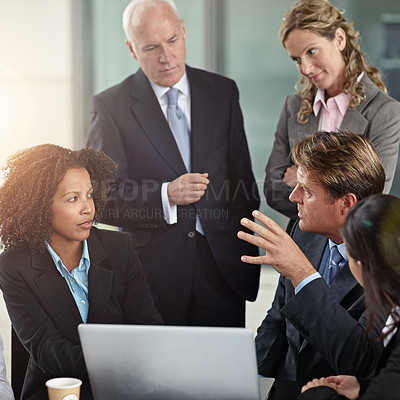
[265,74,400,219]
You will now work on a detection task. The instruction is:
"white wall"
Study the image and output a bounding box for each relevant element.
[0,0,74,381]
[0,0,74,171]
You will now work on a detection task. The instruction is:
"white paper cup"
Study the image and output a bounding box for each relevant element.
[46,377,82,400]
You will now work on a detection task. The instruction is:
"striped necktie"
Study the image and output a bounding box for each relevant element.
[327,245,344,285]
[166,88,191,172]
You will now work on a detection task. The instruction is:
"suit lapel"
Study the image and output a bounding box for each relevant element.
[305,237,327,271]
[340,108,368,133]
[32,252,82,341]
[337,74,378,134]
[86,229,114,322]
[330,263,359,302]
[129,69,187,175]
[295,228,327,271]
[187,66,215,172]
[33,230,114,331]
[290,74,378,140]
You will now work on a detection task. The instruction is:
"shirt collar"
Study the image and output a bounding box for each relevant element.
[149,72,189,101]
[313,72,365,117]
[313,88,325,116]
[46,240,90,276]
[313,89,351,117]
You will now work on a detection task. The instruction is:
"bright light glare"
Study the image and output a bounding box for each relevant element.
[0,65,33,170]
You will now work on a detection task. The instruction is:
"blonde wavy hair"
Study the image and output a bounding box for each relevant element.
[280,0,386,123]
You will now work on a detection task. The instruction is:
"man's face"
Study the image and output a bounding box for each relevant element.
[289,167,345,242]
[127,3,187,87]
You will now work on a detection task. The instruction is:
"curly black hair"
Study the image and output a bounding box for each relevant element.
[0,144,117,253]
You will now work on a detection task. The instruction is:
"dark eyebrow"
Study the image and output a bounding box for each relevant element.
[61,191,79,199]
[61,186,93,198]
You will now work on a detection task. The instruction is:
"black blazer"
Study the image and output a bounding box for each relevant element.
[255,221,383,397]
[297,330,400,400]
[0,227,163,400]
[87,65,260,321]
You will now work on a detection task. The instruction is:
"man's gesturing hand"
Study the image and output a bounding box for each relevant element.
[168,173,209,206]
[237,210,316,287]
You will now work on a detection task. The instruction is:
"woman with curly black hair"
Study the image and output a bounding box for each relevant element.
[0,144,163,400]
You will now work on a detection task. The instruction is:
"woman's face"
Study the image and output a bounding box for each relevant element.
[285,28,347,98]
[50,168,95,249]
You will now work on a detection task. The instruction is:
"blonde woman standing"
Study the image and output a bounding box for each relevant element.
[265,0,400,224]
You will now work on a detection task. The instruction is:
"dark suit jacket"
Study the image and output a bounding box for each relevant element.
[297,330,400,400]
[255,221,383,398]
[87,66,260,322]
[0,227,163,400]
[265,74,400,219]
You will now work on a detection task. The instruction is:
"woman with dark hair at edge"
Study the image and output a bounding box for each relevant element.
[298,194,400,399]
[0,144,163,400]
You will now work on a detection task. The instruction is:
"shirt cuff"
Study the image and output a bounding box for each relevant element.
[295,272,321,294]
[161,182,177,225]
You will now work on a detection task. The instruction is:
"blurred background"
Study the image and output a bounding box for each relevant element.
[1,0,400,383]
[1,0,400,226]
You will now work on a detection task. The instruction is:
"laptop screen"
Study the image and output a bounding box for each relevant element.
[79,324,261,400]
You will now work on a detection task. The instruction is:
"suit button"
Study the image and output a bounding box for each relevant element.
[187,231,195,238]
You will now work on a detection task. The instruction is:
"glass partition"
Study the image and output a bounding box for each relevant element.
[88,0,400,226]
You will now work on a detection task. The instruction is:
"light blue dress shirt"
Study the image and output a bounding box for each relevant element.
[46,241,90,323]
[295,240,347,294]
[0,335,14,399]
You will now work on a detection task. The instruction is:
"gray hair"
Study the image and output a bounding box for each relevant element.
[122,0,180,44]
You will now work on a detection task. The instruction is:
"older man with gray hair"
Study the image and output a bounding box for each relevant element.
[87,0,260,327]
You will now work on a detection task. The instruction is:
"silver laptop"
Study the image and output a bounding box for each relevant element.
[78,324,262,400]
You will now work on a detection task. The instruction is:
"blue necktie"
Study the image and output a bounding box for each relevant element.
[166,88,191,172]
[327,245,344,286]
[166,88,203,234]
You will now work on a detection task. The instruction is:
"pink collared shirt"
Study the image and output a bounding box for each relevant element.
[313,89,351,132]
[313,72,364,132]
